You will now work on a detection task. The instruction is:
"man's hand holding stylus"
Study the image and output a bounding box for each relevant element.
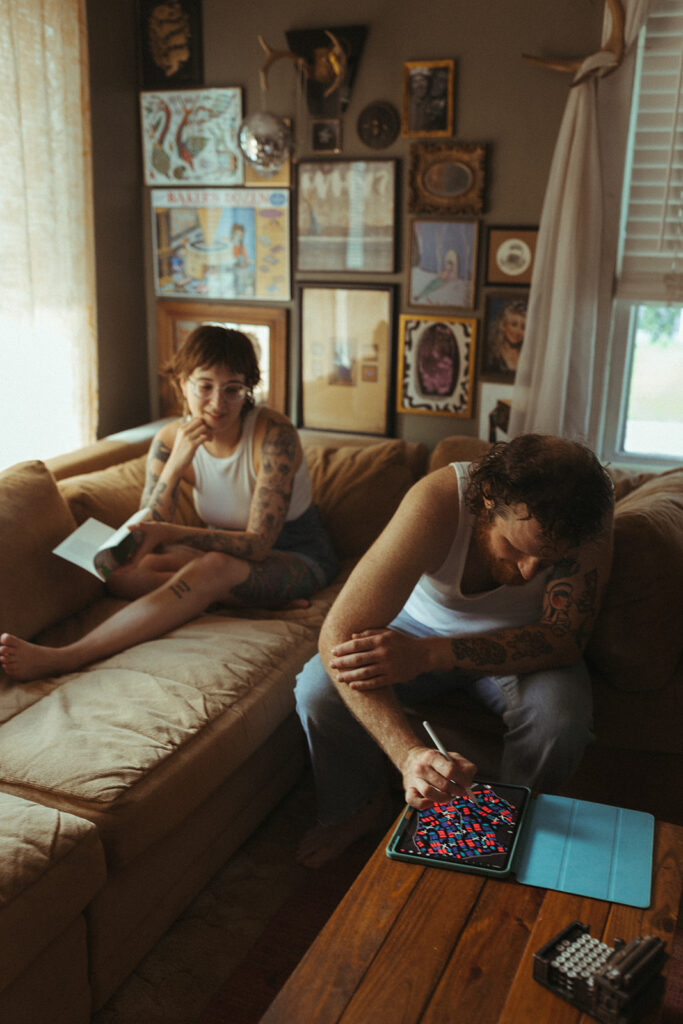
[401,745,476,810]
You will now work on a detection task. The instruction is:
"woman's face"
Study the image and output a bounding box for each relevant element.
[503,312,526,348]
[181,363,249,434]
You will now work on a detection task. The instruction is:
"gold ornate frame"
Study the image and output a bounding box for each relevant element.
[408,141,487,216]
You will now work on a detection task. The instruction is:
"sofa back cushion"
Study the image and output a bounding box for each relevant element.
[0,461,102,640]
[58,454,203,528]
[305,440,426,560]
[586,467,683,691]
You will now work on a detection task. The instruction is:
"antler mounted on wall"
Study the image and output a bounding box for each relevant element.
[258,31,347,98]
[523,0,625,85]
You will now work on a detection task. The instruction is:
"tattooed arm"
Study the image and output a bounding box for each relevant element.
[139,411,302,561]
[320,474,614,691]
[141,418,211,521]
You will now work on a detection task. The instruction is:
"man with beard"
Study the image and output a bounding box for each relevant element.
[295,434,614,866]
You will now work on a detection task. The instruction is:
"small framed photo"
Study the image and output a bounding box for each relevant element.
[397,314,476,417]
[297,159,397,273]
[299,285,395,435]
[402,60,455,138]
[155,300,287,417]
[409,142,486,216]
[478,382,514,443]
[312,119,342,154]
[485,226,538,285]
[140,88,243,186]
[482,291,529,380]
[408,219,478,310]
[137,0,203,89]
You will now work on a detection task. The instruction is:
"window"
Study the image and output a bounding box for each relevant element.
[602,0,683,465]
[0,0,97,473]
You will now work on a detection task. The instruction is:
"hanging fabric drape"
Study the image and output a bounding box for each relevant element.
[0,0,97,470]
[508,0,652,441]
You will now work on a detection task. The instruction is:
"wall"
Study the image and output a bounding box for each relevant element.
[88,0,602,447]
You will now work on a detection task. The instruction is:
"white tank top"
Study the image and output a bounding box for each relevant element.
[192,407,313,528]
[401,462,550,636]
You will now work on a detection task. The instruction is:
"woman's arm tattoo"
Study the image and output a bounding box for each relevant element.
[142,438,180,520]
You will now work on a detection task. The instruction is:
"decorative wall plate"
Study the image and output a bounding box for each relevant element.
[357,101,400,149]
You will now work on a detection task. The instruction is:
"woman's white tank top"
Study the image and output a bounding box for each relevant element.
[192,407,312,529]
[401,462,550,636]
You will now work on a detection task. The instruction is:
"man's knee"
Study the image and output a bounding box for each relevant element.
[295,654,340,723]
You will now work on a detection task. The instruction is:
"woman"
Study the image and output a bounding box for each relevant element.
[0,326,338,682]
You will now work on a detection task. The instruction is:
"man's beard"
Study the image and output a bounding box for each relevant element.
[473,514,526,587]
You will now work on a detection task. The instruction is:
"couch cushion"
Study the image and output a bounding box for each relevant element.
[305,440,420,560]
[429,435,491,472]
[586,468,683,691]
[0,600,333,867]
[0,792,105,993]
[58,454,202,528]
[0,461,102,641]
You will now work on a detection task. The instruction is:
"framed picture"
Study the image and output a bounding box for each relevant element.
[408,141,487,215]
[299,285,394,435]
[297,160,397,273]
[155,300,287,416]
[137,0,203,89]
[482,291,529,380]
[478,382,514,443]
[140,88,243,186]
[312,119,342,154]
[402,60,455,138]
[397,314,476,417]
[408,219,478,310]
[151,187,290,301]
[485,226,538,285]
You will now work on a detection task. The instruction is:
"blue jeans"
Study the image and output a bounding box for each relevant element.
[294,610,594,825]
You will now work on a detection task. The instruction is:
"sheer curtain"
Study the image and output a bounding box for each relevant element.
[508,0,651,441]
[0,0,97,471]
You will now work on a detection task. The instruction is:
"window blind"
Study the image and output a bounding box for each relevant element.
[617,1,683,302]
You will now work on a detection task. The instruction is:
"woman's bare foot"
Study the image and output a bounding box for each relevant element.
[297,789,396,868]
[0,633,71,682]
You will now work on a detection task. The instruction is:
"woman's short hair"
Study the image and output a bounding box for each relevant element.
[166,324,261,413]
[464,433,614,546]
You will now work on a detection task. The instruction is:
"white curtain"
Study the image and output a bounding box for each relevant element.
[0,0,97,471]
[509,0,652,441]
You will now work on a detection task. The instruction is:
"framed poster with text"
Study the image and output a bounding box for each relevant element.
[151,188,290,302]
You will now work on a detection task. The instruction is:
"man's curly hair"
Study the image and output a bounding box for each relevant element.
[463,434,614,547]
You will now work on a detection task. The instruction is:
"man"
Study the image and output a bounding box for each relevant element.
[295,434,614,866]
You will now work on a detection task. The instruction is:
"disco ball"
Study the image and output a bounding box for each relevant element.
[238,112,292,177]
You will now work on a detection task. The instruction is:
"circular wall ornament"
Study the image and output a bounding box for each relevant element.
[357,101,400,149]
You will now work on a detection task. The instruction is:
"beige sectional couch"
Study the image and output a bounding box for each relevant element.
[0,429,681,1021]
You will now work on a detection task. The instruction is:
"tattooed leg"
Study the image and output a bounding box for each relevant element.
[229,552,318,609]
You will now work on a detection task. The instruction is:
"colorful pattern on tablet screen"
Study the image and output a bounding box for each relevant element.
[413,785,516,860]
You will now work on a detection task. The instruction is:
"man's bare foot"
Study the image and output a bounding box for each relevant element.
[297,789,396,869]
[0,633,68,682]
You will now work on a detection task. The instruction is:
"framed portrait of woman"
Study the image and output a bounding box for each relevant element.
[397,314,476,417]
[408,218,478,311]
[481,291,529,381]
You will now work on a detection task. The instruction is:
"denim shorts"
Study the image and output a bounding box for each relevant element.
[274,504,339,589]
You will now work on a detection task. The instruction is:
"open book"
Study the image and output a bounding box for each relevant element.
[53,508,150,580]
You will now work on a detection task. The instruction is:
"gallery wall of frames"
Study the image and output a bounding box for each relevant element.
[137,3,538,445]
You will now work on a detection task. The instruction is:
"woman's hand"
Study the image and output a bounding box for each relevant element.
[329,629,433,690]
[168,416,213,473]
[112,520,179,574]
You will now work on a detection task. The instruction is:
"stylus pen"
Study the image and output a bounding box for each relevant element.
[422,720,479,805]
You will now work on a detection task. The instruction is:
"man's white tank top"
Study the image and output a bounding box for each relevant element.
[192,406,312,529]
[400,462,550,636]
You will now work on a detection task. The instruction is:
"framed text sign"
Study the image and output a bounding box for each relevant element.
[151,188,290,301]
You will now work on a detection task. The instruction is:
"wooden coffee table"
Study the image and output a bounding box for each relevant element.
[262,819,682,1023]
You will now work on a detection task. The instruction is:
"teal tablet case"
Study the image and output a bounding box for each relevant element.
[514,795,655,909]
